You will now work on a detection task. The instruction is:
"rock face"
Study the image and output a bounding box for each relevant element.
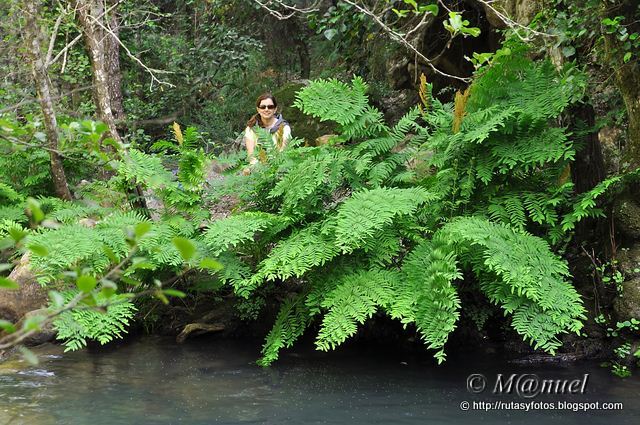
[481,0,542,28]
[614,246,640,321]
[0,253,49,324]
[614,194,640,242]
[272,81,335,143]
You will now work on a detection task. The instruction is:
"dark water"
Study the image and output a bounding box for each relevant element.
[0,336,638,424]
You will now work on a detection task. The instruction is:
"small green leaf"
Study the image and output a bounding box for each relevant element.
[562,45,576,57]
[48,290,65,308]
[76,275,97,293]
[29,244,48,257]
[26,198,45,224]
[200,257,223,271]
[101,285,116,299]
[0,320,16,333]
[155,290,169,305]
[8,227,27,243]
[134,221,152,238]
[323,28,338,41]
[18,346,39,366]
[0,238,15,250]
[103,245,119,264]
[163,289,186,298]
[0,263,13,272]
[0,277,19,290]
[623,51,632,63]
[172,237,196,261]
[23,315,45,332]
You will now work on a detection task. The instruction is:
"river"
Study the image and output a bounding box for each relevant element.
[0,336,638,424]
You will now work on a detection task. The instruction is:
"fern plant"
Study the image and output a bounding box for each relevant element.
[202,44,609,366]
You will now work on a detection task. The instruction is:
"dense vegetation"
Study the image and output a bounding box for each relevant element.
[1,0,639,375]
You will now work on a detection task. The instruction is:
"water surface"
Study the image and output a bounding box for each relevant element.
[0,336,638,424]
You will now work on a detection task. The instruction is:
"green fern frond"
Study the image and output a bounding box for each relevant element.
[441,216,585,353]
[203,212,283,255]
[53,291,137,352]
[258,294,311,366]
[334,187,435,252]
[315,269,399,351]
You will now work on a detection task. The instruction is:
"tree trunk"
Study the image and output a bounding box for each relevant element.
[293,35,310,79]
[73,0,123,146]
[602,0,640,170]
[104,0,125,123]
[23,1,72,201]
[73,0,148,214]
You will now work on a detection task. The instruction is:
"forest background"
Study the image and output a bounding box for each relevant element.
[0,0,639,376]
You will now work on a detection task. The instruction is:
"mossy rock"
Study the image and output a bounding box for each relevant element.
[614,245,640,321]
[614,194,640,241]
[273,81,335,144]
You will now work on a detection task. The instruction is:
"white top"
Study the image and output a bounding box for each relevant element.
[244,124,291,150]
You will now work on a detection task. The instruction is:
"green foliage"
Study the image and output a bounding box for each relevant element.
[53,291,137,351]
[207,49,603,365]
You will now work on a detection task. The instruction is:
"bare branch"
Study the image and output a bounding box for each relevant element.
[253,0,321,20]
[85,7,174,88]
[341,0,470,82]
[45,7,66,66]
[48,33,82,67]
[473,0,556,40]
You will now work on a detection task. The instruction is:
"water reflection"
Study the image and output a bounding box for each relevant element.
[0,337,638,424]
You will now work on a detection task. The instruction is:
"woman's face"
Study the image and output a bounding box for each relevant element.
[257,98,276,121]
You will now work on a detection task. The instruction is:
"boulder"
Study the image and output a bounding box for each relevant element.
[613,245,640,321]
[0,253,49,324]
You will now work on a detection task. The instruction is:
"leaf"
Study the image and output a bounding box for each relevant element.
[134,221,152,238]
[0,277,19,290]
[26,198,45,224]
[76,275,97,293]
[200,257,223,271]
[23,315,45,332]
[623,51,632,63]
[163,289,186,298]
[155,290,170,305]
[172,237,196,261]
[323,28,338,41]
[562,45,576,57]
[18,346,39,366]
[0,238,14,250]
[173,122,184,146]
[48,290,65,308]
[0,320,16,333]
[0,263,13,272]
[29,244,48,257]
[8,227,27,243]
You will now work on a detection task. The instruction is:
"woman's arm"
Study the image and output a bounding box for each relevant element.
[244,127,258,164]
[276,124,291,151]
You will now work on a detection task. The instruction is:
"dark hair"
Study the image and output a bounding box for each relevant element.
[247,93,278,128]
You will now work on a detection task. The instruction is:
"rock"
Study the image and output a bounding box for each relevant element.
[480,0,542,28]
[614,245,640,321]
[272,81,336,143]
[614,195,640,241]
[0,253,49,324]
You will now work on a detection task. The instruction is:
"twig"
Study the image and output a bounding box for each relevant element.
[85,9,174,89]
[342,0,470,82]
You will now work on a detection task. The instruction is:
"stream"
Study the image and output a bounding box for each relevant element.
[0,336,638,424]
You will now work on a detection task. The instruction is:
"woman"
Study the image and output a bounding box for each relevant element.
[244,93,291,165]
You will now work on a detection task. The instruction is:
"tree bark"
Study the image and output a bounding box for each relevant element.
[104,0,125,123]
[23,1,72,201]
[73,0,123,146]
[602,0,640,170]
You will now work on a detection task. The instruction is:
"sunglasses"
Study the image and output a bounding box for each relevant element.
[258,105,276,110]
